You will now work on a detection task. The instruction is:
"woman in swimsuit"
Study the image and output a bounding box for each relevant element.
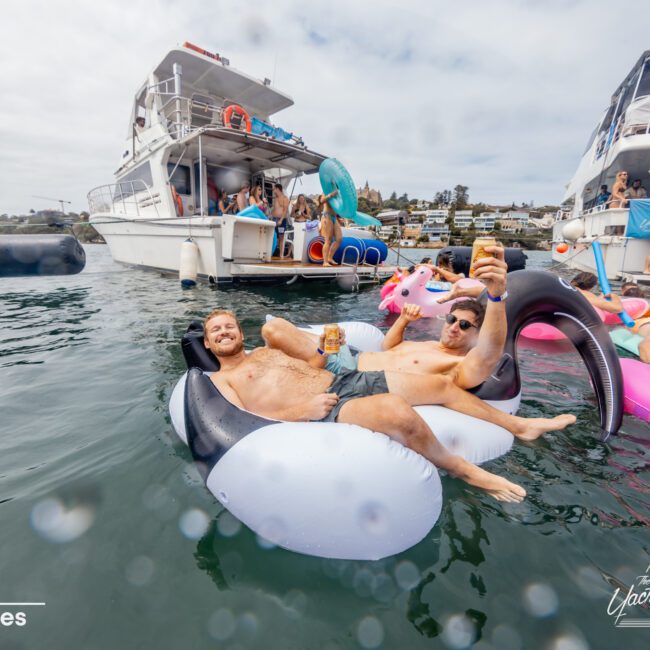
[608,171,629,209]
[318,190,341,267]
[291,194,312,222]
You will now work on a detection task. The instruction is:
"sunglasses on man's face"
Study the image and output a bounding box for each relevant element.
[441,313,478,331]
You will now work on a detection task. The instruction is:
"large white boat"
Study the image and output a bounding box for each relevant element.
[88,42,393,286]
[553,51,650,283]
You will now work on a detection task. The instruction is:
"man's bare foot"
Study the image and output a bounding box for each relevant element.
[447,457,526,503]
[513,414,576,442]
[323,262,332,267]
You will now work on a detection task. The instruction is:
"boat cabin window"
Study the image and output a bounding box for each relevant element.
[634,59,650,101]
[583,124,599,154]
[115,162,153,199]
[616,83,635,121]
[167,163,191,195]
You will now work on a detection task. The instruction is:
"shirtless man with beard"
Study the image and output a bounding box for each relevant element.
[203,310,576,504]
[264,247,512,391]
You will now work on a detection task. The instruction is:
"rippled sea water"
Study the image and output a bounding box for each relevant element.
[1,245,649,649]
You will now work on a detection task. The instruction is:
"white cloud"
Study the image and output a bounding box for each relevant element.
[0,0,649,214]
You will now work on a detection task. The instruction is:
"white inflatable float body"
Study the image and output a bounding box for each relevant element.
[169,270,625,560]
[170,321,517,561]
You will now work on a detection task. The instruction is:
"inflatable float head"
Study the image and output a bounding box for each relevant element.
[472,270,624,440]
[379,266,483,318]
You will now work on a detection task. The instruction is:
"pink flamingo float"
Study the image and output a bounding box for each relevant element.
[379,266,483,317]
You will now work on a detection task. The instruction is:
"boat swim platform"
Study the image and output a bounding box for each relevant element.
[230,259,397,279]
[620,271,650,285]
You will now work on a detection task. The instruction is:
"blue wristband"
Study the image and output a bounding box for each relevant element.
[487,291,508,302]
[317,347,326,355]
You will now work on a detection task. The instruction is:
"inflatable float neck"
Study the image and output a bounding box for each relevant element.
[504,270,623,440]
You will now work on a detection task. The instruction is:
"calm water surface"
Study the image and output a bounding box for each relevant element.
[1,245,649,649]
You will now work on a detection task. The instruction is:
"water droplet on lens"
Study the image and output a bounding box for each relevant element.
[282,589,307,620]
[523,582,559,618]
[125,555,155,587]
[442,613,476,649]
[208,608,236,641]
[357,616,384,648]
[30,497,95,543]
[491,624,521,650]
[178,508,209,539]
[394,560,420,590]
[550,634,589,650]
[217,511,242,537]
[256,517,287,549]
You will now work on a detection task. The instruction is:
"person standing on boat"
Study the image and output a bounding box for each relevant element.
[235,181,250,213]
[624,178,648,200]
[608,171,629,209]
[271,183,290,257]
[318,190,341,267]
[291,194,312,222]
[596,184,611,206]
[249,185,268,214]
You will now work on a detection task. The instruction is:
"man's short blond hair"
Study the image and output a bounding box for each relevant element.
[203,309,242,336]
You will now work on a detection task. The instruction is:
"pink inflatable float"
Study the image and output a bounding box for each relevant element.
[520,323,565,341]
[620,358,650,422]
[378,266,483,317]
[522,298,650,341]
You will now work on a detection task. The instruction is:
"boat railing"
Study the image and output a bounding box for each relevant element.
[154,90,305,146]
[595,116,650,160]
[87,180,161,217]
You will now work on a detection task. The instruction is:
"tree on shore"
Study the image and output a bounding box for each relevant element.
[453,185,469,210]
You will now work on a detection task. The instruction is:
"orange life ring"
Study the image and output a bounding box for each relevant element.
[171,185,184,217]
[223,104,252,132]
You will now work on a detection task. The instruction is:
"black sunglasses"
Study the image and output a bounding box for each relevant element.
[442,313,478,331]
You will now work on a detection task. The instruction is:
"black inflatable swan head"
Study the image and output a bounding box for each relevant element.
[471,270,623,441]
[182,269,623,441]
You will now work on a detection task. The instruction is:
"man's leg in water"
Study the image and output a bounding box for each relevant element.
[262,318,318,361]
[384,371,576,441]
[336,393,525,503]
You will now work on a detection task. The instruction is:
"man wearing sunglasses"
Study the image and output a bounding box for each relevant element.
[264,246,510,392]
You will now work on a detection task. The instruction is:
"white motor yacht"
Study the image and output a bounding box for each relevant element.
[553,51,650,283]
[88,42,393,286]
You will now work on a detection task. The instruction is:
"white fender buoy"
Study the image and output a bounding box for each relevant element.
[561,218,584,243]
[179,238,199,286]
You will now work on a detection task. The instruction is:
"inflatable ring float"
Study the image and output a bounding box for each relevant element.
[223,104,252,133]
[319,158,358,219]
[168,271,623,560]
[171,185,184,217]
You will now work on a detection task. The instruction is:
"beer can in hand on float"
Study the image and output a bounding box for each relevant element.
[324,324,341,354]
[469,237,498,278]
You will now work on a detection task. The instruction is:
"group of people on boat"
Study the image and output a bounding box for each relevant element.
[202,177,358,263]
[598,170,649,209]
[200,245,577,504]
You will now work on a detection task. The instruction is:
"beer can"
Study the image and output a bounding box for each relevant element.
[469,237,498,278]
[323,324,341,354]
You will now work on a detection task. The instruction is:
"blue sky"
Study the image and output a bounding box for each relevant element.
[1,0,649,214]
